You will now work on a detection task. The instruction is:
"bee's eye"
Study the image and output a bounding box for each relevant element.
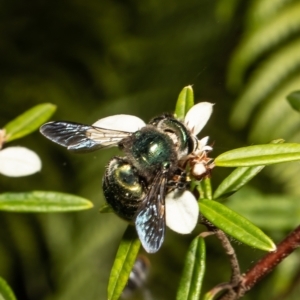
[103,157,146,221]
[153,117,194,157]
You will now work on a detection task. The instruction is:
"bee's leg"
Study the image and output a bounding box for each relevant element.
[167,169,190,191]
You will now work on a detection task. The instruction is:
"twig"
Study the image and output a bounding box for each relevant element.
[201,218,241,299]
[218,224,300,299]
[214,229,241,286]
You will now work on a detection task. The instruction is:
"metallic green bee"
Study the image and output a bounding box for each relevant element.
[40,103,213,253]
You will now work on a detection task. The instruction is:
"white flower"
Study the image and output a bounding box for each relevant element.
[184,102,213,136]
[0,130,42,177]
[165,189,200,234]
[0,146,42,177]
[94,103,213,235]
[92,114,146,132]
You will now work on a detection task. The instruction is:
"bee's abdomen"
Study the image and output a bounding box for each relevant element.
[102,157,146,221]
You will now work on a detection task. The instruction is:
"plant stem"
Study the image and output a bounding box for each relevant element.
[201,218,241,299]
[218,224,300,299]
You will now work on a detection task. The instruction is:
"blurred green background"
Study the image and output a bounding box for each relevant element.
[1,0,300,299]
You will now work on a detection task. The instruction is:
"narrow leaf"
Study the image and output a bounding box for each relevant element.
[4,103,56,142]
[0,277,16,300]
[214,139,284,199]
[108,225,141,300]
[213,166,264,199]
[287,90,300,112]
[200,178,212,200]
[227,187,300,231]
[176,236,206,300]
[175,86,194,119]
[202,291,215,300]
[215,143,300,167]
[99,203,114,213]
[199,199,276,251]
[0,191,93,212]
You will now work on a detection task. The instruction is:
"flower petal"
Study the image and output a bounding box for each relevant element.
[196,136,212,152]
[93,115,146,132]
[0,146,41,177]
[199,136,209,148]
[184,102,214,135]
[165,190,199,234]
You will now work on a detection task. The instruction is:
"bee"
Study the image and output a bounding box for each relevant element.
[121,254,150,299]
[40,105,213,253]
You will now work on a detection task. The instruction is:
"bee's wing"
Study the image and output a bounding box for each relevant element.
[135,172,168,253]
[40,114,146,153]
[40,121,132,152]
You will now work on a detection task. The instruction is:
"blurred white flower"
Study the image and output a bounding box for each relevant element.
[0,129,42,177]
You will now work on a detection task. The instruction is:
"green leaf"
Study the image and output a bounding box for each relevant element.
[199,199,276,251]
[215,0,240,23]
[0,191,93,212]
[287,90,300,112]
[0,277,16,300]
[227,187,300,231]
[196,178,213,200]
[174,86,194,119]
[108,225,141,300]
[200,178,212,200]
[213,165,264,199]
[202,292,214,300]
[214,139,284,199]
[227,2,300,92]
[176,237,206,300]
[215,143,300,167]
[4,103,56,142]
[99,203,114,213]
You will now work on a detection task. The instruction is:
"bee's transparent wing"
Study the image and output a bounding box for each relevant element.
[40,114,146,153]
[40,121,132,152]
[135,172,168,253]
